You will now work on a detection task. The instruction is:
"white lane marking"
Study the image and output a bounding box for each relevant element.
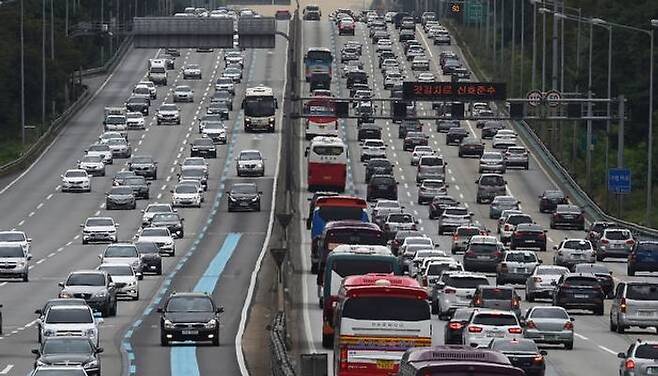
[0,282,7,287]
[36,203,43,209]
[28,211,35,217]
[598,345,617,355]
[17,220,24,226]
[0,365,14,374]
[94,210,100,216]
[161,184,167,191]
[36,259,45,264]
[47,252,56,257]
[574,333,588,340]
[46,193,53,200]
[74,234,80,240]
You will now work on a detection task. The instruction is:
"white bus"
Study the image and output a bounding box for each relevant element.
[304,97,338,140]
[306,136,347,192]
[242,86,277,133]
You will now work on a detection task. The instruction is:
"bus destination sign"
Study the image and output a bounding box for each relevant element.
[402,82,507,101]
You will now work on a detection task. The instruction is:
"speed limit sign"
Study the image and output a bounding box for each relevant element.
[526,90,543,107]
[545,90,562,107]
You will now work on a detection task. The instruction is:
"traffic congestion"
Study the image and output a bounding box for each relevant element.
[298,6,658,376]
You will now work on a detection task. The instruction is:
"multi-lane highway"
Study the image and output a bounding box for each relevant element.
[0,16,289,376]
[293,10,656,376]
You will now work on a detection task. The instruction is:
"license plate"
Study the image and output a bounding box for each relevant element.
[574,294,588,299]
[477,256,489,260]
[573,254,584,259]
[378,185,387,189]
[376,360,395,370]
[486,332,504,338]
[240,202,249,206]
[543,334,557,340]
[149,265,157,269]
[516,268,527,273]
[182,330,198,335]
[638,311,656,317]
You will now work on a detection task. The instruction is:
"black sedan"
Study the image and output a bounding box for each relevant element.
[125,97,150,116]
[207,102,230,120]
[135,241,163,275]
[436,119,460,133]
[150,212,184,238]
[365,158,394,182]
[458,137,485,158]
[446,127,469,145]
[444,308,474,344]
[403,132,429,151]
[550,204,585,230]
[190,138,217,158]
[159,292,223,346]
[105,186,136,210]
[481,121,504,139]
[32,336,103,376]
[119,176,150,199]
[227,182,262,212]
[538,190,568,213]
[488,338,547,376]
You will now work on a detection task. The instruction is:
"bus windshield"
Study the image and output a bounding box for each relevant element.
[342,297,429,321]
[306,49,332,62]
[244,97,275,117]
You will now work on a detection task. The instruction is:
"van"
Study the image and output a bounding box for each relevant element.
[148,59,167,85]
[475,173,507,203]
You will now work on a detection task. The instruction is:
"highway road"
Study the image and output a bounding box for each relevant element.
[294,13,657,376]
[0,20,289,376]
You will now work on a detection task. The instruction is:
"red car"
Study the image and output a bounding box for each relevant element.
[338,18,355,35]
[275,9,291,20]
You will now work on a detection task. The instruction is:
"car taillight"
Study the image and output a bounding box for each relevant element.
[505,224,511,231]
[508,327,523,334]
[474,298,482,306]
[448,322,463,330]
[525,320,537,329]
[533,277,542,282]
[625,359,636,370]
[601,239,609,244]
[465,251,476,257]
[340,348,348,370]
[620,298,627,313]
[538,232,546,239]
[468,326,483,333]
[499,263,508,272]
[564,321,574,330]
[626,239,636,246]
[494,251,502,258]
[444,287,456,294]
[512,298,520,309]
[533,355,545,365]
[453,234,459,241]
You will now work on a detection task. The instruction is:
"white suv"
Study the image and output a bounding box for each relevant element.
[463,309,523,348]
[40,305,101,346]
[437,272,490,319]
[135,227,175,256]
[61,169,91,193]
[0,230,31,252]
[553,238,595,269]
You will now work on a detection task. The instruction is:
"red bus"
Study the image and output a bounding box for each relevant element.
[333,274,432,376]
[306,136,348,193]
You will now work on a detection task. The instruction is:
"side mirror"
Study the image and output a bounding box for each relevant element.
[538,260,543,264]
[31,349,40,355]
[35,309,42,315]
[98,255,103,259]
[618,352,627,359]
[156,307,164,313]
[217,306,225,314]
[96,317,104,325]
[58,282,64,287]
[80,224,84,228]
[170,190,174,193]
[570,317,575,322]
[96,347,105,354]
[540,350,548,356]
[553,246,558,250]
[27,254,32,260]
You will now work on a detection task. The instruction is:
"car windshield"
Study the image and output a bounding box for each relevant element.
[481,288,513,299]
[508,215,532,225]
[494,197,517,205]
[341,297,429,321]
[99,265,133,276]
[175,185,198,194]
[388,214,413,223]
[166,296,213,312]
[141,228,169,237]
[457,228,481,236]
[146,205,170,214]
[635,344,658,359]
[564,240,591,250]
[627,284,658,300]
[544,190,565,199]
[483,152,502,160]
[239,151,262,160]
[469,243,498,253]
[135,241,160,254]
[176,86,191,92]
[187,64,199,69]
[46,308,93,324]
[575,264,609,274]
[529,307,569,319]
[423,181,444,189]
[0,245,24,257]
[204,122,224,130]
[564,277,599,287]
[86,218,113,227]
[536,267,568,275]
[124,177,146,185]
[65,171,87,178]
[480,175,504,185]
[231,184,258,194]
[0,233,25,242]
[447,276,489,289]
[182,169,204,178]
[105,245,138,258]
[444,208,468,216]
[193,138,213,146]
[66,273,104,286]
[128,97,148,105]
[127,113,142,120]
[160,104,177,111]
[605,230,631,240]
[82,155,102,163]
[106,139,126,146]
[472,313,518,326]
[427,263,459,275]
[369,160,390,167]
[132,157,153,164]
[43,338,93,354]
[492,340,538,353]
[152,213,179,222]
[110,187,132,195]
[506,252,537,263]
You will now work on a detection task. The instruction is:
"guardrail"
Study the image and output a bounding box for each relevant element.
[0,35,134,177]
[270,312,296,376]
[445,21,658,239]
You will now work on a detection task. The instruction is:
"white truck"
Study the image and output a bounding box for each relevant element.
[148,59,168,85]
[103,107,127,136]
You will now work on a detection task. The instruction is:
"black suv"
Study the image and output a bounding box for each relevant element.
[446,127,468,145]
[444,308,475,344]
[58,271,118,317]
[365,158,394,182]
[159,292,224,346]
[32,336,103,375]
[538,190,568,213]
[573,263,614,298]
[358,123,382,141]
[150,212,185,238]
[190,138,217,158]
[481,121,505,139]
[366,174,398,202]
[510,223,547,252]
[428,195,460,219]
[128,155,158,180]
[135,241,163,275]
[398,120,422,139]
[227,182,262,212]
[550,204,585,230]
[436,119,460,133]
[458,137,485,158]
[553,273,604,315]
[627,241,658,276]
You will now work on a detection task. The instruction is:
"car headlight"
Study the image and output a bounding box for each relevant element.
[251,196,259,202]
[59,291,73,298]
[269,117,275,123]
[44,329,55,337]
[84,359,99,369]
[164,319,174,329]
[229,196,237,202]
[245,118,251,123]
[85,328,96,337]
[205,319,217,329]
[94,290,107,298]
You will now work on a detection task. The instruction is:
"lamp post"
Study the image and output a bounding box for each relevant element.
[20,0,25,146]
[530,0,539,89]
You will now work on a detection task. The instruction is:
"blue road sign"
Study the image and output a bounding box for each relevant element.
[608,168,631,194]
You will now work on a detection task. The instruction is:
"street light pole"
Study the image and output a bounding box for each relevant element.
[511,0,516,95]
[541,8,547,91]
[648,22,656,225]
[532,0,537,89]
[20,0,25,146]
[585,21,593,192]
[520,0,525,94]
[42,0,46,132]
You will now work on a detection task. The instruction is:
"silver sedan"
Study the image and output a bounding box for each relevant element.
[522,306,574,350]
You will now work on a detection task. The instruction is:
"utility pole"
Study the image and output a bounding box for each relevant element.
[531,1,537,89]
[618,95,625,217]
[541,9,547,91]
[585,21,593,192]
[20,0,25,146]
[42,0,46,131]
[492,0,497,72]
[50,0,54,59]
[499,0,504,71]
[511,0,516,95]
[520,0,525,94]
[65,0,69,36]
[551,2,558,152]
